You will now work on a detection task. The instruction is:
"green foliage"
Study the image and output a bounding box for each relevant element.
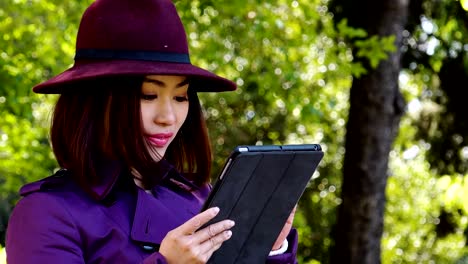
[355,35,396,68]
[384,150,468,263]
[0,0,91,244]
[384,59,468,262]
[336,19,367,38]
[0,245,4,264]
[334,19,397,76]
[0,0,88,115]
[0,111,57,242]
[403,0,468,176]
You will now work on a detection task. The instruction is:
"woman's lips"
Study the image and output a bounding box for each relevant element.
[146,133,173,147]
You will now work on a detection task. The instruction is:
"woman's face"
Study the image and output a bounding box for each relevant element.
[140,75,190,160]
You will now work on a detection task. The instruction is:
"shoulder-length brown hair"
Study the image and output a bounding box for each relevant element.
[50,76,212,190]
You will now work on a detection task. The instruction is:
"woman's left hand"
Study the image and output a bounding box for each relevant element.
[271,205,297,251]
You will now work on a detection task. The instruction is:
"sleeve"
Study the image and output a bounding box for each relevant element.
[142,253,168,264]
[265,228,299,264]
[6,193,85,264]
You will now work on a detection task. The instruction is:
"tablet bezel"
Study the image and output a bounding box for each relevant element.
[201,144,323,212]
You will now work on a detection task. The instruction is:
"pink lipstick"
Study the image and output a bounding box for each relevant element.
[146,133,173,147]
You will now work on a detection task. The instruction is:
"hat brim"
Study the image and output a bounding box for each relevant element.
[33,59,237,94]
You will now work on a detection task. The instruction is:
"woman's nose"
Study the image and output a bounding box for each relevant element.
[154,101,176,126]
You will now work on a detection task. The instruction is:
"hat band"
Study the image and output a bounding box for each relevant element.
[75,49,191,63]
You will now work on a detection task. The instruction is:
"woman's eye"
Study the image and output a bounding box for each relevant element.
[175,96,189,102]
[141,94,157,101]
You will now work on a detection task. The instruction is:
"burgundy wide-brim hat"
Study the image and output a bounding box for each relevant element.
[33,0,236,94]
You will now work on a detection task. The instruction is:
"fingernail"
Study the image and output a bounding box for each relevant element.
[229,220,235,227]
[212,207,220,214]
[226,230,232,238]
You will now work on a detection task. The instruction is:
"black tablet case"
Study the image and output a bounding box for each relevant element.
[201,144,324,264]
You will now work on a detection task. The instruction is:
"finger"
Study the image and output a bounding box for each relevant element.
[272,206,297,250]
[207,225,214,238]
[199,230,232,255]
[291,205,297,214]
[286,206,297,224]
[193,219,235,244]
[178,207,220,235]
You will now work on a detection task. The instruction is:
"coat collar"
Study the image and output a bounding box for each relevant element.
[90,160,124,201]
[90,159,199,201]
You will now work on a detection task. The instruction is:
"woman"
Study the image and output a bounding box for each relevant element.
[6,0,298,263]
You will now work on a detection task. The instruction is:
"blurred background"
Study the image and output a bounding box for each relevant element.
[1,0,468,263]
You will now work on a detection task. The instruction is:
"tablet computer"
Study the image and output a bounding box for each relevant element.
[201,144,324,264]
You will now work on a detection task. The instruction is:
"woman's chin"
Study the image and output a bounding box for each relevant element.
[149,147,166,161]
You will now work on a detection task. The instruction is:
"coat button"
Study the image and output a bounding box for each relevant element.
[141,244,160,252]
[142,245,154,251]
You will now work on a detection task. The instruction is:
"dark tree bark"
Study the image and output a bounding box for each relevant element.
[329,1,408,263]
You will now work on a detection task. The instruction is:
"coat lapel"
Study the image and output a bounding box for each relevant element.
[130,188,179,245]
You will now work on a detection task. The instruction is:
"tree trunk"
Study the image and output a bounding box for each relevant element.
[330,0,408,263]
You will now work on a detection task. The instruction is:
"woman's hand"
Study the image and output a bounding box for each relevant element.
[271,206,297,251]
[159,207,235,264]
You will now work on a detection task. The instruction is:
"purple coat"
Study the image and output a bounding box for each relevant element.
[6,161,298,263]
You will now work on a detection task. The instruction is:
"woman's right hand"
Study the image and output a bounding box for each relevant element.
[159,207,235,264]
